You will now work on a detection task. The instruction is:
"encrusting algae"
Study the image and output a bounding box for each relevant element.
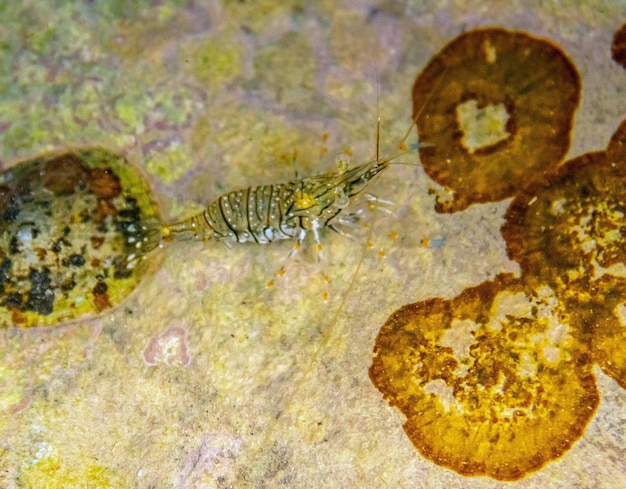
[612,23,626,70]
[503,119,626,389]
[1,20,625,485]
[412,28,580,213]
[369,27,626,481]
[369,273,599,481]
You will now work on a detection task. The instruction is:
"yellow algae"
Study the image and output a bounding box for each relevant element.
[19,451,124,489]
[144,140,193,184]
[589,294,626,388]
[503,151,626,291]
[503,127,626,388]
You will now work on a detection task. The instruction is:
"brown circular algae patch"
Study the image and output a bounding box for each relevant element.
[611,23,626,70]
[582,278,626,389]
[502,119,626,387]
[0,148,162,328]
[412,28,580,213]
[370,274,598,481]
[502,151,622,290]
[607,117,626,162]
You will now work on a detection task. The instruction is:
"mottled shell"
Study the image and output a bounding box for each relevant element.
[0,148,162,328]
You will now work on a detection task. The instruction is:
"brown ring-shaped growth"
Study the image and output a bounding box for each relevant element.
[607,117,626,162]
[503,119,626,387]
[611,23,626,70]
[412,28,580,213]
[502,150,621,292]
[370,273,598,481]
[503,145,626,300]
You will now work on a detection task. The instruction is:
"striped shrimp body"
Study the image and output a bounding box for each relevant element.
[160,157,391,250]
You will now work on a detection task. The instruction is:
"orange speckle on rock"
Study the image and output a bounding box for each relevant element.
[412,28,580,213]
[95,199,118,222]
[10,309,28,326]
[90,236,105,250]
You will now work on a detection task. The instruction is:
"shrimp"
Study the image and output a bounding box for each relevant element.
[160,122,401,256]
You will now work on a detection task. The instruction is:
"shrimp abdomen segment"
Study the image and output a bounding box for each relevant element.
[207,184,300,243]
[163,183,301,244]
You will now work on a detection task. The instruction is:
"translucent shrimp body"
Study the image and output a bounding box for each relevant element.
[161,158,390,247]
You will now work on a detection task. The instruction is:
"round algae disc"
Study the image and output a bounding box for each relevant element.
[502,120,626,388]
[412,28,580,213]
[0,148,162,328]
[370,274,598,481]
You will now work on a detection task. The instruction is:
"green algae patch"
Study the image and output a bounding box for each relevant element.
[144,140,194,184]
[114,95,146,133]
[186,39,243,91]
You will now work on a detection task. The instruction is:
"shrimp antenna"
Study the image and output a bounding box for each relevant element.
[376,117,381,162]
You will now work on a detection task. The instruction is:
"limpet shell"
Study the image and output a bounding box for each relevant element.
[0,148,162,328]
